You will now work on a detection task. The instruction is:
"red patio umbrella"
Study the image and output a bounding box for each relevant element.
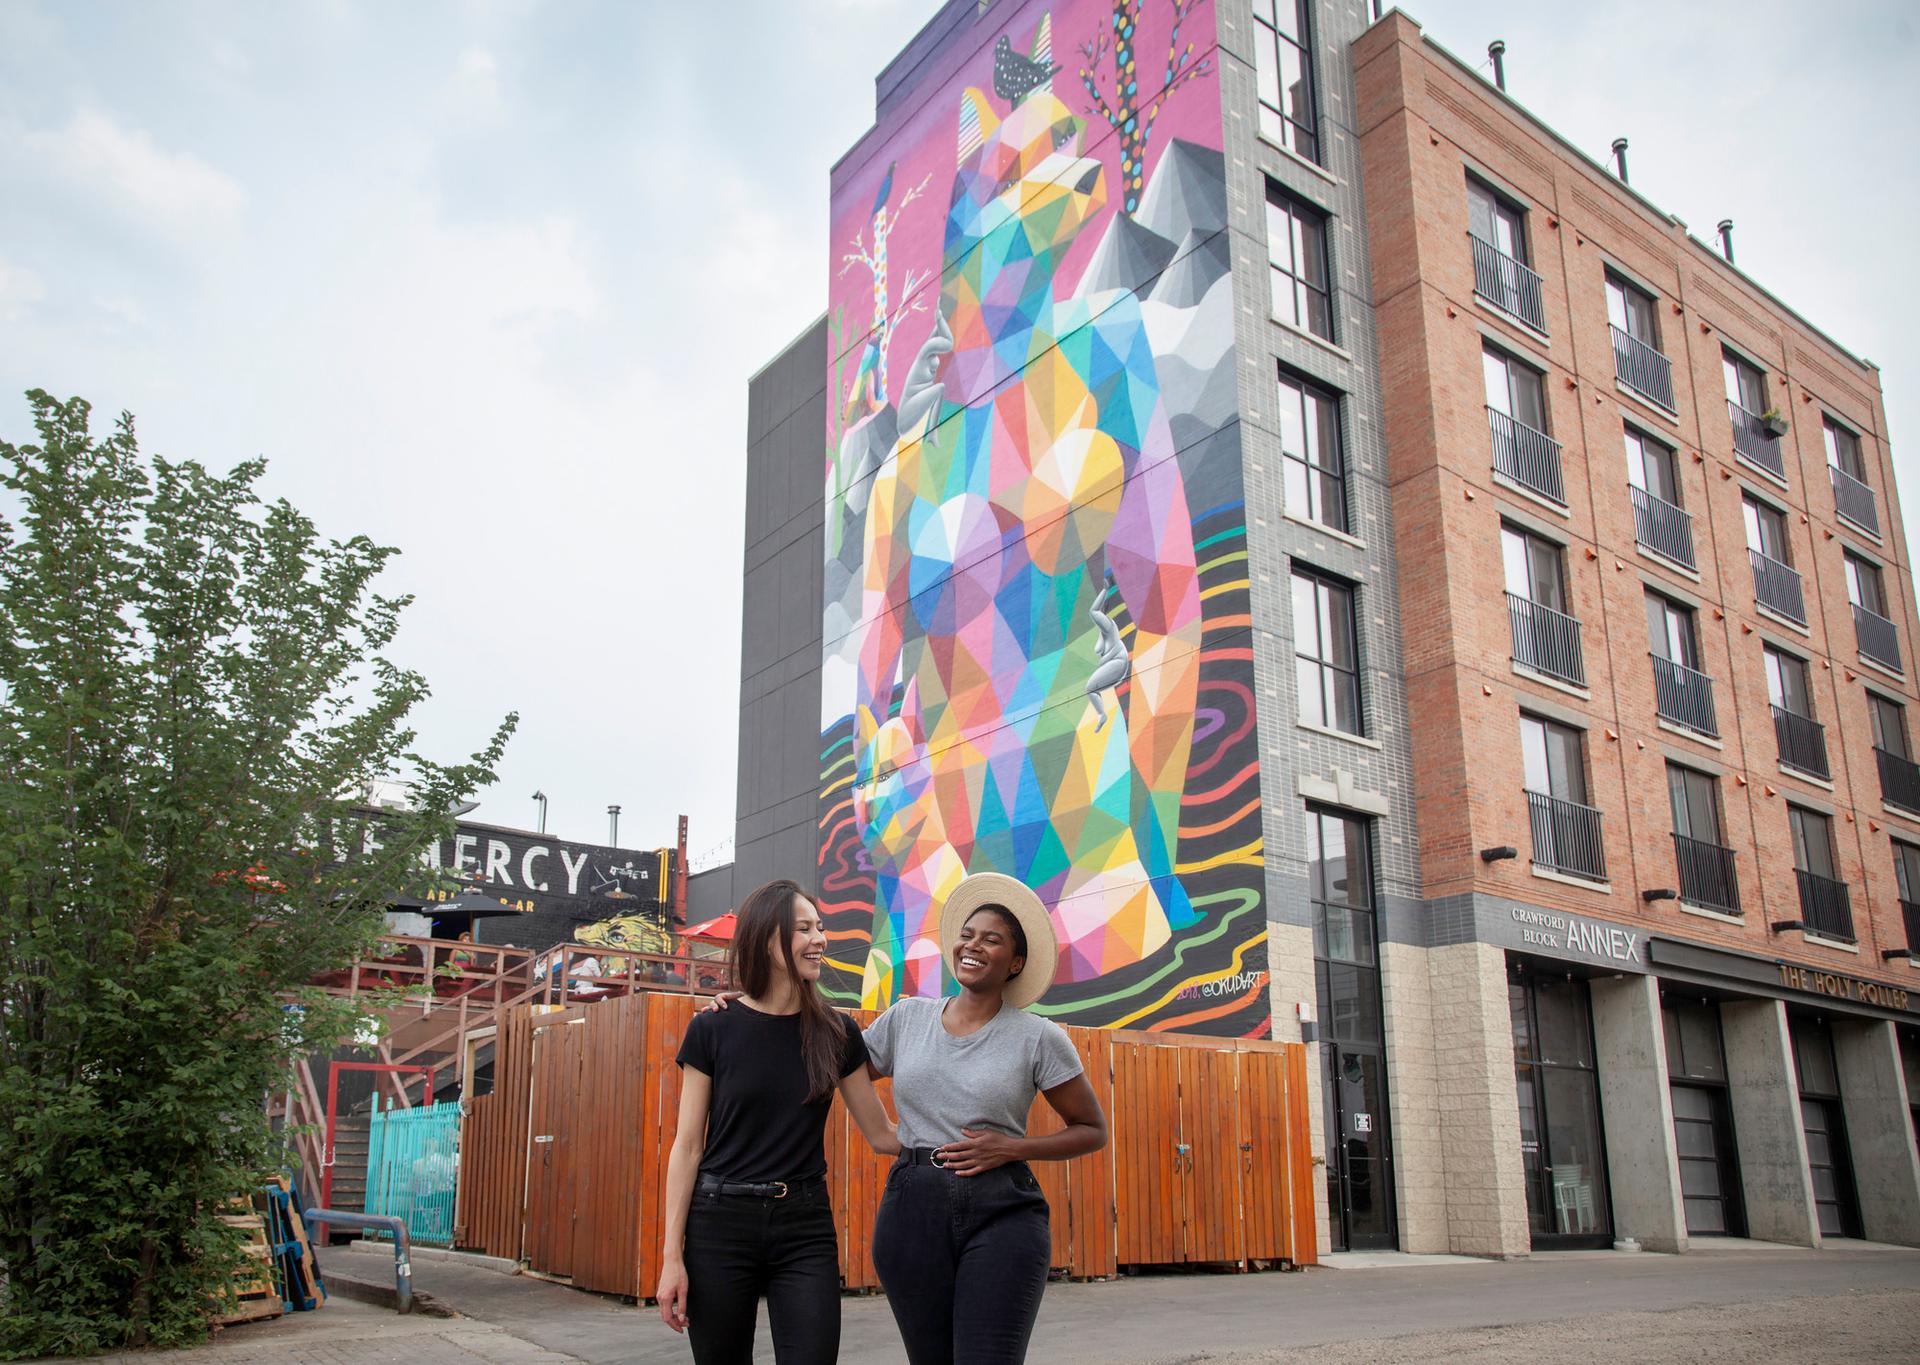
[681,912,736,943]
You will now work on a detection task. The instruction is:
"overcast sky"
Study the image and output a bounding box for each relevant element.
[2,1,1915,866]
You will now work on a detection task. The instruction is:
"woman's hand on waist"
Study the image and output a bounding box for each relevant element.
[936,1127,1022,1176]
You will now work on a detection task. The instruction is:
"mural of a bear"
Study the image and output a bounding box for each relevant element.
[820,0,1269,1035]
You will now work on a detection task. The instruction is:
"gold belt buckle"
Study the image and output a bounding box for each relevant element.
[772,1181,789,1198]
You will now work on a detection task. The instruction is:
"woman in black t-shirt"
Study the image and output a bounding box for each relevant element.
[657,879,898,1363]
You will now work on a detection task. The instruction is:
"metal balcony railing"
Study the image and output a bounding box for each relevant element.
[1773,705,1831,781]
[1902,899,1920,959]
[1853,602,1903,672]
[1728,401,1784,478]
[1750,548,1806,625]
[1527,789,1607,881]
[1795,869,1855,943]
[1651,653,1718,739]
[1876,745,1920,815]
[1830,464,1879,537]
[1507,592,1587,687]
[1487,407,1565,505]
[1674,833,1740,914]
[1471,234,1548,332]
[1630,485,1695,569]
[1611,325,1676,410]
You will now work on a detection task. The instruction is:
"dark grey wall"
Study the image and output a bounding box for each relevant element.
[735,317,829,895]
[685,863,735,922]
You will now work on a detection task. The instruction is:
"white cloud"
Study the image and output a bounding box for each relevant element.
[22,110,246,242]
[446,47,504,121]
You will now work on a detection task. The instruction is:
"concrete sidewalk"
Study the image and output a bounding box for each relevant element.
[179,1240,1920,1364]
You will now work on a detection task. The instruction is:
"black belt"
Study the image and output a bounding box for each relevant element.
[696,1173,824,1199]
[900,1146,953,1167]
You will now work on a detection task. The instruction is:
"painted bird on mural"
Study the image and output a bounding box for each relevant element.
[849,33,1202,1007]
[992,15,1060,105]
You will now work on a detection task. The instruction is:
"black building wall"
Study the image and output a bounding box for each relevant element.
[734,317,829,892]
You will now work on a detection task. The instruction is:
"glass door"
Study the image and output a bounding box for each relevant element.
[1509,965,1614,1248]
[1790,1017,1861,1238]
[1324,1047,1394,1249]
[1662,1000,1746,1237]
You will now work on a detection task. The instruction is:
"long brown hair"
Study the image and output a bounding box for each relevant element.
[729,879,846,1101]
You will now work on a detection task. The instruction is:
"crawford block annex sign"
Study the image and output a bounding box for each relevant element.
[1508,905,1644,966]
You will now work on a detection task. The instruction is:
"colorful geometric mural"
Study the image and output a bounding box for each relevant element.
[820,0,1269,1034]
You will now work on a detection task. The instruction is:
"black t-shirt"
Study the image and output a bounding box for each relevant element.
[675,1003,869,1183]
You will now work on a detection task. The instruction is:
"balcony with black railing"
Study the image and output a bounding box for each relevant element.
[1794,869,1855,943]
[1749,549,1806,625]
[1611,325,1675,410]
[1853,602,1903,673]
[1487,407,1565,505]
[1630,485,1695,569]
[1471,234,1548,333]
[1527,789,1607,882]
[1830,464,1879,537]
[1728,401,1785,478]
[1674,833,1740,914]
[1773,705,1830,781]
[1651,654,1718,739]
[1902,899,1920,959]
[1507,592,1587,688]
[1876,745,1920,814]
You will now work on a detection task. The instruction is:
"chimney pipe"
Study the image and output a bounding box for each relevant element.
[1488,40,1507,91]
[608,803,622,847]
[532,790,548,835]
[1611,138,1629,183]
[1717,219,1735,265]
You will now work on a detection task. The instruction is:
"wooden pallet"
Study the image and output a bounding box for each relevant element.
[212,1213,285,1325]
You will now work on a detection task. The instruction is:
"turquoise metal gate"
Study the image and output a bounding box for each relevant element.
[366,1099,460,1245]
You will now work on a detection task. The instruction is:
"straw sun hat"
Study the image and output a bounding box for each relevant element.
[937,872,1059,1009]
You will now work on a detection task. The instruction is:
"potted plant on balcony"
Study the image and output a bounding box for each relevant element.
[1760,407,1790,439]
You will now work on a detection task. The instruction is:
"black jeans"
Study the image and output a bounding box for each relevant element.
[682,1180,840,1364]
[871,1158,1051,1364]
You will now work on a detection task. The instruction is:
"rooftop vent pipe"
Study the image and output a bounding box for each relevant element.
[1611,138,1629,183]
[1488,40,1507,91]
[1717,219,1735,265]
[608,803,622,847]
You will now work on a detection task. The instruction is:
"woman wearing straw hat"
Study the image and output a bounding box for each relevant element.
[864,870,1107,1364]
[701,871,1106,1362]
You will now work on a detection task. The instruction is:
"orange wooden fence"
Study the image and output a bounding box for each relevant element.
[456,991,1316,1299]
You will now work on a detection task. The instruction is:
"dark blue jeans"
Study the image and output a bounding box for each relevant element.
[682,1181,840,1364]
[871,1158,1052,1364]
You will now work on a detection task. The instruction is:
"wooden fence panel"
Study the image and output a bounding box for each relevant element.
[453,992,1318,1295]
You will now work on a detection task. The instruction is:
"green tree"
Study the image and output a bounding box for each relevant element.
[0,391,515,1355]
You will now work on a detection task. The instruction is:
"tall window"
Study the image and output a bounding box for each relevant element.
[1743,496,1792,565]
[1669,763,1737,912]
[1892,844,1920,932]
[1824,417,1867,482]
[1277,369,1346,533]
[1845,552,1888,617]
[1789,806,1839,882]
[1252,0,1318,162]
[1625,428,1681,504]
[1501,523,1567,612]
[1266,186,1332,339]
[1467,177,1528,263]
[1722,350,1768,417]
[1667,764,1724,846]
[1645,591,1701,670]
[1293,568,1360,734]
[1521,714,1588,805]
[1869,692,1910,761]
[1483,346,1548,432]
[1307,806,1395,1250]
[1606,273,1658,347]
[1764,646,1814,718]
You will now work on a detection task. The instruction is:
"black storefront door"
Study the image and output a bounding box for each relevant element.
[1790,1016,1862,1239]
[1324,1045,1395,1250]
[1510,966,1614,1249]
[1671,1084,1744,1236]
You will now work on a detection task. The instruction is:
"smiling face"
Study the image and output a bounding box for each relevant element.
[953,906,1027,994]
[777,894,827,984]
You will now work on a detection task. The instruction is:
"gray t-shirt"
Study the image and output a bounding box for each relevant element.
[863,996,1083,1149]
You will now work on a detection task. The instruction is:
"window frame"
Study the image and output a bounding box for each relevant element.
[1666,762,1725,847]
[1265,183,1333,341]
[1742,493,1792,565]
[1520,711,1590,806]
[1251,0,1320,164]
[1625,425,1681,506]
[1466,176,1529,264]
[1605,271,1660,349]
[1645,590,1701,671]
[1501,521,1568,614]
[1276,366,1347,534]
[1482,344,1548,434]
[1787,804,1838,881]
[1868,690,1909,761]
[1844,551,1888,617]
[1823,416,1867,483]
[1292,566,1363,736]
[1763,644,1814,719]
[1722,349,1768,415]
